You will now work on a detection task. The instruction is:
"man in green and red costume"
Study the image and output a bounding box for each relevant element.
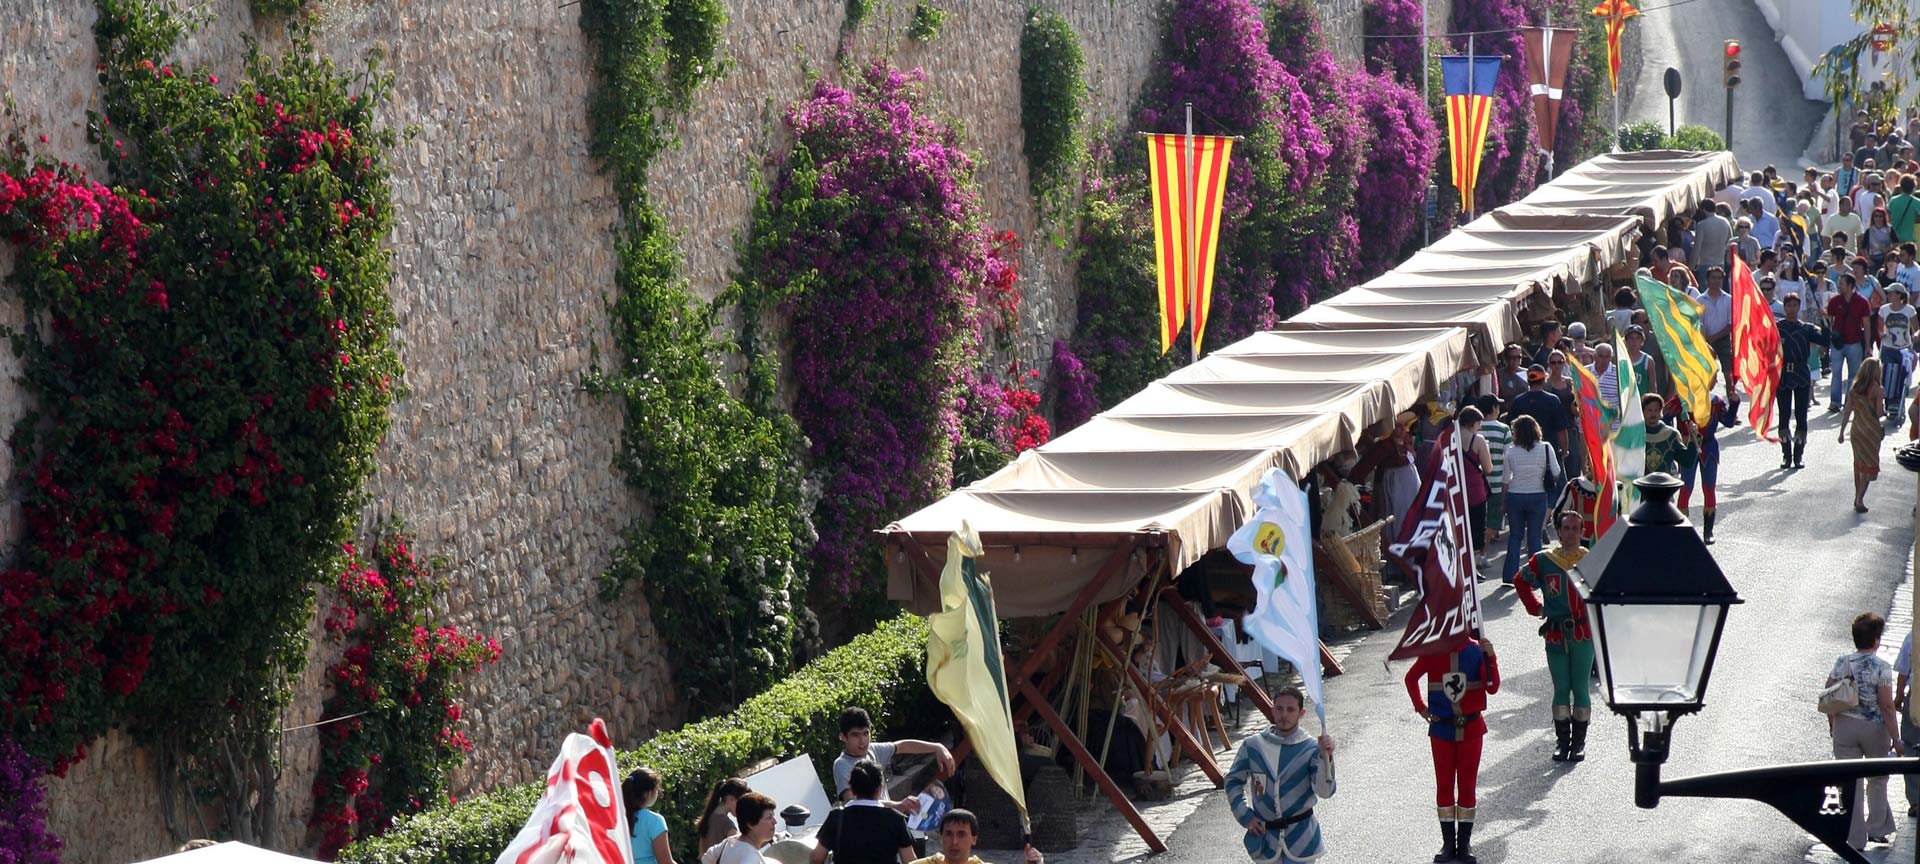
[1514,510,1595,763]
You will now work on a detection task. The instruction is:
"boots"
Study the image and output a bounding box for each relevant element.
[1552,718,1572,762]
[1433,812,1457,863]
[1702,508,1716,545]
[1455,820,1479,864]
[1569,720,1589,763]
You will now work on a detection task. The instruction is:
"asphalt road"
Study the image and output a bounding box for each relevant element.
[1140,407,1916,864]
[1620,0,1829,170]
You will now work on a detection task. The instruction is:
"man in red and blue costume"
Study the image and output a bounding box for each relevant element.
[1405,635,1500,863]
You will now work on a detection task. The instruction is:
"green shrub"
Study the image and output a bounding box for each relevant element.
[1616,120,1666,152]
[1019,7,1087,228]
[340,614,939,864]
[1665,123,1727,152]
[908,2,946,42]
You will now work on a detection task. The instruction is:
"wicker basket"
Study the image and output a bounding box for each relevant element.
[1316,520,1388,630]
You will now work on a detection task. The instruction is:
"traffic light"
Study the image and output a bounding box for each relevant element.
[1723,40,1742,88]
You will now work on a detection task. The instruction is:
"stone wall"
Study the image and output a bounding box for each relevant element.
[2,0,1362,860]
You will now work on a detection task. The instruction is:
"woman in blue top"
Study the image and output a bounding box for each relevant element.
[625,768,678,864]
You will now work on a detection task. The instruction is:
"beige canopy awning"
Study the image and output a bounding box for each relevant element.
[1507,149,1742,228]
[882,151,1737,619]
[884,328,1470,615]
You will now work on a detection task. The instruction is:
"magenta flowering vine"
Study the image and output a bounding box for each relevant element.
[1047,338,1098,434]
[0,735,60,864]
[743,62,1012,611]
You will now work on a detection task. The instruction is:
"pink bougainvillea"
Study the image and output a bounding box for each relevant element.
[1353,70,1439,279]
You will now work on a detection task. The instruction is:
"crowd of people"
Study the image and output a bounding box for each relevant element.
[621,708,1040,864]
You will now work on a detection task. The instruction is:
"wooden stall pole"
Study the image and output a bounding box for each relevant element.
[1158,587,1345,727]
[1021,677,1168,853]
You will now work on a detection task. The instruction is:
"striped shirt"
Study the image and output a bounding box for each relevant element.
[1481,419,1511,493]
[1503,441,1558,495]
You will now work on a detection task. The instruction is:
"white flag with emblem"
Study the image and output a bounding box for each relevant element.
[1227,467,1324,725]
[495,718,634,864]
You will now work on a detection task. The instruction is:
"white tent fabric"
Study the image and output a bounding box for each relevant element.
[883,150,1738,616]
[137,842,326,864]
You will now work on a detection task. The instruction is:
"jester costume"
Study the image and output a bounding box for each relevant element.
[1553,478,1600,546]
[1405,638,1500,863]
[1515,544,1594,763]
[1225,725,1337,862]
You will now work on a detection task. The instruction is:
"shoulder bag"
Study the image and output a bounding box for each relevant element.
[1818,656,1861,716]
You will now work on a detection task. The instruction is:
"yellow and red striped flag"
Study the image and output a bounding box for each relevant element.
[1570,355,1618,537]
[1591,0,1640,93]
[1443,55,1502,215]
[1146,133,1233,355]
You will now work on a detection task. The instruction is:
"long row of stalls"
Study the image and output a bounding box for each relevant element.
[879,150,1741,851]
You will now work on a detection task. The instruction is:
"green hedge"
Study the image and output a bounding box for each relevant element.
[1617,121,1728,153]
[341,614,938,864]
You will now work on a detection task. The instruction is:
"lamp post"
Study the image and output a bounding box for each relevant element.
[1573,474,1920,864]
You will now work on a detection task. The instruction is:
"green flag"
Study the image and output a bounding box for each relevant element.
[1635,272,1722,428]
[926,521,1027,825]
[1613,329,1646,514]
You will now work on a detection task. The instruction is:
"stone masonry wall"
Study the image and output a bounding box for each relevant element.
[1,1,1358,860]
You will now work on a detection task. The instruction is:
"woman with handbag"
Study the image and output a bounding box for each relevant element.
[1824,612,1906,850]
[1499,416,1557,586]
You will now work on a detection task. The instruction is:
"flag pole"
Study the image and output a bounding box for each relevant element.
[1455,420,1485,633]
[1542,8,1556,177]
[1185,102,1198,365]
[1421,0,1430,247]
[1610,6,1622,151]
[1465,33,1476,219]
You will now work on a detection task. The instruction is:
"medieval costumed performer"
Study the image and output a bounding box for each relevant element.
[1388,423,1498,863]
[1514,510,1595,763]
[1225,469,1339,862]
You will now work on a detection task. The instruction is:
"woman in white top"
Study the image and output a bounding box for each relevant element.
[1827,612,1906,850]
[703,792,778,864]
[1499,415,1557,585]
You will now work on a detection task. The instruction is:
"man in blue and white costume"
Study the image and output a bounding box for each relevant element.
[1224,687,1337,862]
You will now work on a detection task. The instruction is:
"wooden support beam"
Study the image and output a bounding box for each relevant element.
[1021,677,1166,853]
[1091,630,1224,788]
[1158,588,1344,730]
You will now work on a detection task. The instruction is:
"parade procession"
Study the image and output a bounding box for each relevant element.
[13,0,1920,864]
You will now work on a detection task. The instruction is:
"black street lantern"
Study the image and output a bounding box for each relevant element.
[1574,474,1919,864]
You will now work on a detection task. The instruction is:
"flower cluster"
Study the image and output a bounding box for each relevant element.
[1352,70,1439,279]
[746,63,998,606]
[0,736,61,864]
[1046,338,1098,435]
[310,527,500,859]
[0,0,401,775]
[1362,0,1425,83]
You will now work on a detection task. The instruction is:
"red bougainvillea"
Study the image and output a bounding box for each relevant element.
[310,526,498,858]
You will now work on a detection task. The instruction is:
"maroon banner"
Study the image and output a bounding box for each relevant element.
[1387,423,1483,661]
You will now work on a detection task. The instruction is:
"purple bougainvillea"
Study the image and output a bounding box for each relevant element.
[1363,0,1425,83]
[1353,69,1439,279]
[1047,338,1098,434]
[754,63,992,601]
[0,736,61,864]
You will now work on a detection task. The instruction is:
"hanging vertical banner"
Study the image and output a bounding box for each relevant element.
[1145,133,1233,355]
[1590,0,1641,93]
[1521,27,1580,155]
[1570,355,1619,537]
[1442,55,1503,216]
[1387,423,1482,661]
[926,520,1027,826]
[1730,254,1782,441]
[1227,467,1326,725]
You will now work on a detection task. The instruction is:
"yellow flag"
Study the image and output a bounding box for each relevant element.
[926,520,1027,823]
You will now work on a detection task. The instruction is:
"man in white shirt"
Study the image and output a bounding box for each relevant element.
[1879,284,1915,415]
[1856,173,1883,221]
[1896,243,1920,295]
[1691,267,1737,398]
[1820,171,1844,219]
[1739,171,1778,215]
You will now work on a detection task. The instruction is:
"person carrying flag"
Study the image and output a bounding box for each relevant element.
[1777,292,1832,469]
[1675,392,1735,543]
[1226,688,1337,863]
[1515,510,1593,764]
[1405,635,1500,863]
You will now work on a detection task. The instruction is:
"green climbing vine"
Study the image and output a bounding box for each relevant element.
[1018,6,1087,229]
[579,0,816,714]
[909,3,946,42]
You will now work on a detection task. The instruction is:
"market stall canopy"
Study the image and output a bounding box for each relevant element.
[884,328,1468,616]
[137,843,325,864]
[1506,149,1742,228]
[883,151,1736,620]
